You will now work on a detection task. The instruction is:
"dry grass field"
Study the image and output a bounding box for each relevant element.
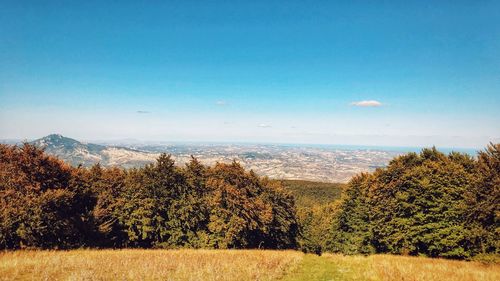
[0,249,498,281]
[0,249,302,281]
[367,254,500,281]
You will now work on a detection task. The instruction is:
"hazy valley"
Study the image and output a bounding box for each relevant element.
[20,134,406,183]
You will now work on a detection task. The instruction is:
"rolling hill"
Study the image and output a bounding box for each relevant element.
[30,134,159,168]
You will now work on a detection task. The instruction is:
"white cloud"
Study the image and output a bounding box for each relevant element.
[258,123,272,128]
[136,110,151,114]
[351,100,383,107]
[216,100,227,106]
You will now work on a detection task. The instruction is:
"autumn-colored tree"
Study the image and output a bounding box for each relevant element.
[205,161,297,249]
[0,144,94,249]
[257,178,299,249]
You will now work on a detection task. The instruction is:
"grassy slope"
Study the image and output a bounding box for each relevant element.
[1,250,499,281]
[280,180,344,208]
[281,254,364,281]
[283,254,500,281]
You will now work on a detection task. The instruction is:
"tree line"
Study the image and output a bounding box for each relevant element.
[299,144,498,259]
[0,144,297,249]
[0,143,498,260]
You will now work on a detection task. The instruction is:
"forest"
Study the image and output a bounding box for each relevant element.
[0,143,498,260]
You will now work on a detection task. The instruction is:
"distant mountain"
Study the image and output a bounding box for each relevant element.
[31,134,159,168]
[27,134,401,182]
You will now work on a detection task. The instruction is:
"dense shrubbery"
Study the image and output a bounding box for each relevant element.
[0,144,298,249]
[325,144,499,259]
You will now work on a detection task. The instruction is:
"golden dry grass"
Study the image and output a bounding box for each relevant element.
[0,249,302,281]
[0,249,498,281]
[318,253,500,281]
[370,254,500,281]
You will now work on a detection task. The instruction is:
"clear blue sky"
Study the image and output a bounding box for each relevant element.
[1,1,499,148]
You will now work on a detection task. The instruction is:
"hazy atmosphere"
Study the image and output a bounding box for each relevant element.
[1,1,499,148]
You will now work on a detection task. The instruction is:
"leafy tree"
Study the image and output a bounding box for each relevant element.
[465,143,500,255]
[326,173,374,254]
[86,164,128,247]
[370,148,473,258]
[163,157,210,248]
[258,178,299,249]
[298,202,338,255]
[0,144,94,249]
[326,147,493,259]
[205,161,297,249]
[115,154,180,247]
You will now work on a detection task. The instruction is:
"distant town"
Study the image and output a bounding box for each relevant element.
[133,143,402,183]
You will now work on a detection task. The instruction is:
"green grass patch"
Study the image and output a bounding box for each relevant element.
[281,254,373,281]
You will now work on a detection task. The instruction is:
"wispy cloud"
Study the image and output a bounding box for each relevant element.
[215,100,227,106]
[351,100,383,107]
[258,123,272,128]
[136,110,151,114]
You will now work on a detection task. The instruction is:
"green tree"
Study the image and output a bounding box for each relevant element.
[87,165,128,247]
[163,157,210,248]
[370,149,473,258]
[326,173,374,254]
[465,143,500,255]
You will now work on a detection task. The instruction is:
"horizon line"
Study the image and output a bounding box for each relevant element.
[0,134,487,152]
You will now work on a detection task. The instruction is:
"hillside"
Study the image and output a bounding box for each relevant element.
[281,180,344,208]
[30,134,159,168]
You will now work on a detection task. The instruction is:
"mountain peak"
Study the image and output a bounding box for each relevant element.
[29,134,156,168]
[45,133,65,139]
[36,134,81,146]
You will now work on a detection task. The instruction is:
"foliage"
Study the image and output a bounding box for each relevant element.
[464,144,500,255]
[204,162,298,249]
[1,142,498,260]
[280,180,344,255]
[0,144,95,249]
[296,202,338,255]
[0,144,298,250]
[327,173,374,255]
[280,180,344,208]
[326,145,500,259]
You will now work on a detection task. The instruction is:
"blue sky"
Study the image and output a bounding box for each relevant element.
[1,1,499,148]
